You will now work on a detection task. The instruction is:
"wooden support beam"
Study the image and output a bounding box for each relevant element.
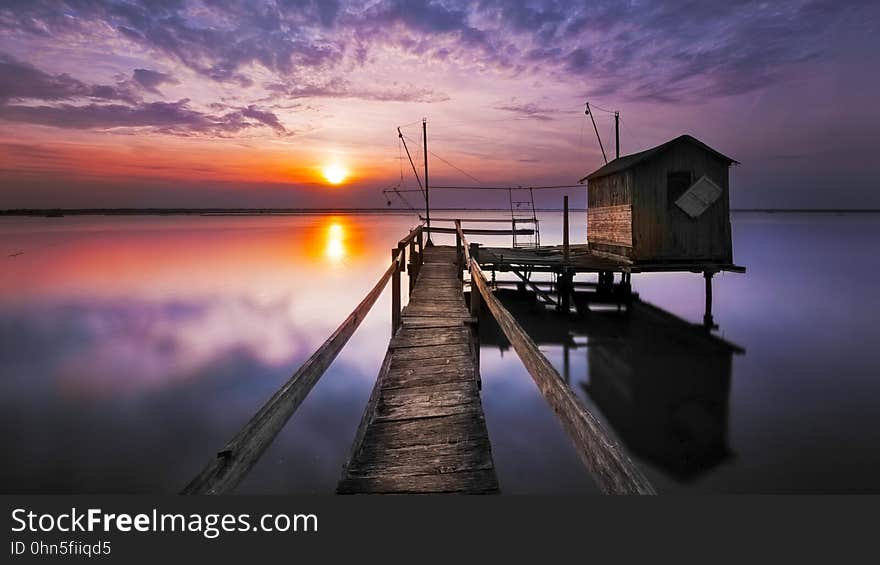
[563,195,570,265]
[456,230,463,281]
[408,232,416,296]
[703,270,716,329]
[510,268,557,306]
[559,271,572,312]
[392,247,402,336]
[427,226,535,236]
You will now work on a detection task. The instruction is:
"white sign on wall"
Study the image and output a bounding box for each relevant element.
[675,175,723,218]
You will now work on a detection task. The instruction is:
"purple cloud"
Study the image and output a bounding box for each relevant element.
[493,100,561,121]
[265,77,449,103]
[132,69,179,94]
[0,0,876,104]
[0,53,138,104]
[0,97,289,137]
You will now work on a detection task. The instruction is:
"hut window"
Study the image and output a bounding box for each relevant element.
[667,171,692,210]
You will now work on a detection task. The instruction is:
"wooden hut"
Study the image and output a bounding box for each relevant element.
[579,135,738,265]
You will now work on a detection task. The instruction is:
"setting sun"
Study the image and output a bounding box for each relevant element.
[322,164,348,185]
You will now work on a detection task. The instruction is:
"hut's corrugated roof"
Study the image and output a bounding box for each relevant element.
[578,135,738,183]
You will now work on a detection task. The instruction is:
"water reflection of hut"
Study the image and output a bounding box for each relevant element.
[479,289,743,481]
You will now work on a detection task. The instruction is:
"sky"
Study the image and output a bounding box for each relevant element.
[0,0,878,210]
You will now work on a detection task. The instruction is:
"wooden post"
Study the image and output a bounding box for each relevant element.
[703,270,715,328]
[408,232,416,296]
[559,270,572,313]
[614,110,620,160]
[392,248,401,336]
[470,273,481,386]
[416,228,423,279]
[423,118,431,245]
[563,195,570,265]
[456,229,463,280]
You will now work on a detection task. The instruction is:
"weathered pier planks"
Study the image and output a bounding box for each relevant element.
[338,246,499,494]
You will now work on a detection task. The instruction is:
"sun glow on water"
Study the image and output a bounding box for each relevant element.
[325,222,346,262]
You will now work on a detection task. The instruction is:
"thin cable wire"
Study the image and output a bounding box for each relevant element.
[401,133,483,184]
[387,187,582,193]
[586,101,617,114]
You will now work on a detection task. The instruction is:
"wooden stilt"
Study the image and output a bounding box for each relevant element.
[563,195,570,265]
[703,270,716,329]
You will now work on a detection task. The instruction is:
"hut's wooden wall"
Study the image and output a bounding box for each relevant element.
[631,143,732,262]
[587,171,634,258]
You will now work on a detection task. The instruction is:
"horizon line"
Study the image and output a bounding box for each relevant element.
[2,207,880,216]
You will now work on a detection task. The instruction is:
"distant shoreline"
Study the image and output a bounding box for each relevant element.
[0,207,877,217]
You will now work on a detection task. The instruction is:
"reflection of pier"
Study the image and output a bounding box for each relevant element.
[480,288,743,481]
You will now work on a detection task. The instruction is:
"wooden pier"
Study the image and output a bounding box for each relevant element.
[337,246,498,494]
[182,221,654,496]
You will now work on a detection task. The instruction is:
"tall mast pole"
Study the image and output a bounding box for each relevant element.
[423,117,431,243]
[585,102,607,165]
[615,110,620,160]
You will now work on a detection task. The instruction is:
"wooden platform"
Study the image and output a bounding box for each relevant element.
[337,246,499,494]
[477,244,745,274]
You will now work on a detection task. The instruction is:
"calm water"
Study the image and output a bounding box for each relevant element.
[0,212,878,493]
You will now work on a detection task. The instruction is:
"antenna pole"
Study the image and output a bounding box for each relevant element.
[397,128,423,191]
[586,102,607,164]
[423,118,431,243]
[615,111,620,160]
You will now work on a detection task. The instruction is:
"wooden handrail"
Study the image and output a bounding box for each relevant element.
[427,226,534,236]
[182,257,400,494]
[454,220,656,495]
[397,223,424,247]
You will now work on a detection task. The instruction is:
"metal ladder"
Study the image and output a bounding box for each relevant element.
[509,187,540,248]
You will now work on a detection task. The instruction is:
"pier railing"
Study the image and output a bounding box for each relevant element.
[454,220,656,495]
[182,224,426,494]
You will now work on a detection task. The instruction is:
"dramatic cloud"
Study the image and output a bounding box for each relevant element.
[265,78,449,103]
[0,0,868,102]
[132,69,179,94]
[494,100,562,121]
[0,53,138,104]
[0,54,287,136]
[0,99,289,136]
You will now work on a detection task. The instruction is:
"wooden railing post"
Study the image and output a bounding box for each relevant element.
[563,195,570,265]
[416,227,423,279]
[391,247,401,336]
[408,230,416,295]
[456,229,463,280]
[469,266,481,382]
